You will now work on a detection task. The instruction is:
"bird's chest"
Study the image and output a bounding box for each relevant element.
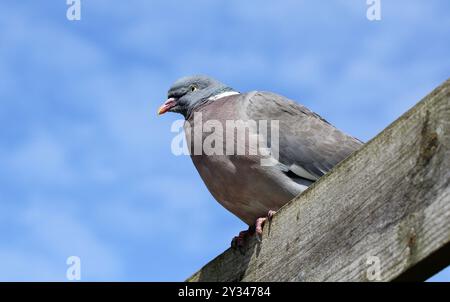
[183,107,257,194]
[182,105,281,224]
[190,153,240,199]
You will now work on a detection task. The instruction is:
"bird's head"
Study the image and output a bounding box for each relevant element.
[158,75,236,118]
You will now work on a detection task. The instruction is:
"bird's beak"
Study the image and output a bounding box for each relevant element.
[158,98,177,115]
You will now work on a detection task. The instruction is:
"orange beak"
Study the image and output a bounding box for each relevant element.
[157,98,177,115]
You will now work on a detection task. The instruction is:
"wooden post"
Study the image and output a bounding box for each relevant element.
[187,78,450,282]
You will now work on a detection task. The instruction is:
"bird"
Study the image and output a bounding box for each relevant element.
[158,75,363,246]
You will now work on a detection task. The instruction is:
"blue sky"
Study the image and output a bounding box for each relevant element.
[0,0,449,281]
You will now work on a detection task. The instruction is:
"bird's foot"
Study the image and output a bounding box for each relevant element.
[231,230,251,249]
[254,210,277,242]
[231,210,277,249]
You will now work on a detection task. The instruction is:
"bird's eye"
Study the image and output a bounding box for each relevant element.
[190,85,198,92]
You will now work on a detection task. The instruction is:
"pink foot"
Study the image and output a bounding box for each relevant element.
[255,210,277,241]
[231,210,277,248]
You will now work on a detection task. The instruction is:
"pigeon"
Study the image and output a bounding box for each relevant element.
[158,75,363,246]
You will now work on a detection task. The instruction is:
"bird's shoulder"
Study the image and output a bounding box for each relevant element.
[236,91,331,125]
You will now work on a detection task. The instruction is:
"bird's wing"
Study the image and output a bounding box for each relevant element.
[241,91,363,181]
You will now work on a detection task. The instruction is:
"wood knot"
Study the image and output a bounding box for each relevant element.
[408,228,417,248]
[419,131,438,164]
[418,110,439,165]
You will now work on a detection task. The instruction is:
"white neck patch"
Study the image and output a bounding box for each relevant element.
[208,91,240,101]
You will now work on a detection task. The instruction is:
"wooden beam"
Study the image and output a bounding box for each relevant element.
[187,78,450,282]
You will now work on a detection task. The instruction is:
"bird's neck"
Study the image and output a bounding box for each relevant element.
[207,90,240,101]
[184,87,239,119]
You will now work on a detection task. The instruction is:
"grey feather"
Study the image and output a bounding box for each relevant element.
[242,91,363,182]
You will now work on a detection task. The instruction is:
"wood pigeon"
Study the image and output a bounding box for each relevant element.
[158,75,363,246]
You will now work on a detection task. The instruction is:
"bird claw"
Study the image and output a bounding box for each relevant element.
[254,210,277,241]
[267,210,276,221]
[255,217,266,238]
[230,210,277,248]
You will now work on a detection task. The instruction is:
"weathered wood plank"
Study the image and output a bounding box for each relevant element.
[187,78,450,282]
